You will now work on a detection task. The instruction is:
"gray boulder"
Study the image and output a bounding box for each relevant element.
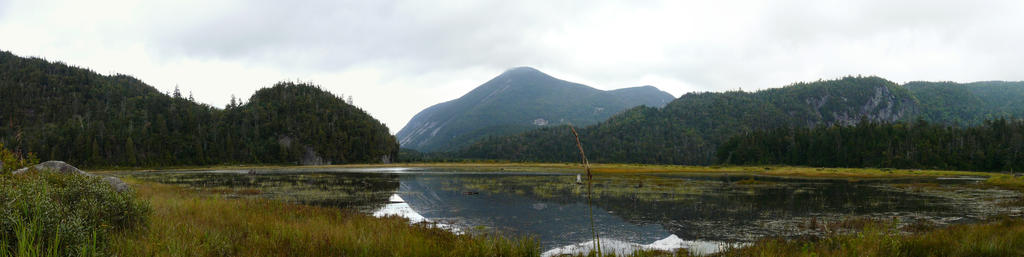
[13,160,88,175]
[13,160,131,192]
[101,176,131,192]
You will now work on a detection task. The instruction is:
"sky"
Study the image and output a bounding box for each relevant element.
[1,0,1023,133]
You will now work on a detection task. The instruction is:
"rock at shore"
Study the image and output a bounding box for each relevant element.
[13,160,88,175]
[13,160,131,192]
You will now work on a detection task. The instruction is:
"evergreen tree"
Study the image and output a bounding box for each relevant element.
[125,137,137,165]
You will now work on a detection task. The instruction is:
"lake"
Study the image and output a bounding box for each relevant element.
[124,167,1023,256]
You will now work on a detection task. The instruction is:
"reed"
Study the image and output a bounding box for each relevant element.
[570,126,601,255]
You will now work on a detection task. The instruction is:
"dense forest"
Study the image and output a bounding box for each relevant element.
[454,77,1024,167]
[906,81,1024,125]
[717,118,1024,172]
[0,51,398,167]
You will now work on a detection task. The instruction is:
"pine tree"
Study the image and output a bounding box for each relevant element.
[125,137,137,165]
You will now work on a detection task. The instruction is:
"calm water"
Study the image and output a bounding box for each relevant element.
[125,168,1022,254]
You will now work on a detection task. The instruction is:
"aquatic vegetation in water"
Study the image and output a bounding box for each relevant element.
[126,172,399,212]
[437,175,708,203]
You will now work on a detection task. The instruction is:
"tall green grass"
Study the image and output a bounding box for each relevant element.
[0,171,149,257]
[0,218,101,257]
[110,180,540,257]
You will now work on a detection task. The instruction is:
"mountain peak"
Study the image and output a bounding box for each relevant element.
[504,66,540,73]
[498,66,548,78]
[396,68,675,152]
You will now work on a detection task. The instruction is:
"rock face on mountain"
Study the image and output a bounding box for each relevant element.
[397,67,675,152]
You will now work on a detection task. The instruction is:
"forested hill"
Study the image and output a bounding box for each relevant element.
[906,81,1024,125]
[717,119,1024,172]
[456,76,1024,165]
[396,67,674,152]
[0,50,398,167]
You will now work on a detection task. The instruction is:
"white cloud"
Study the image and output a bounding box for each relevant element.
[2,0,1023,132]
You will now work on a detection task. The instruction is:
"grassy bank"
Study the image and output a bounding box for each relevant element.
[579,217,1024,257]
[109,179,539,257]
[710,217,1024,257]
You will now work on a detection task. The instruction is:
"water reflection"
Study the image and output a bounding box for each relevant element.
[398,174,669,250]
[126,169,1021,253]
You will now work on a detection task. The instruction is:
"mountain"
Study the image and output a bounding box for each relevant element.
[396,67,675,152]
[456,76,917,164]
[456,76,1024,165]
[0,50,398,167]
[906,81,1024,125]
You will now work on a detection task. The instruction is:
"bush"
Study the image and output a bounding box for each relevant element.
[0,171,150,256]
[0,143,38,173]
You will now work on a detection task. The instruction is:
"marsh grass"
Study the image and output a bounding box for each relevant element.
[733,178,777,186]
[558,217,1024,257]
[986,175,1024,192]
[715,217,1024,257]
[890,182,945,193]
[0,171,148,257]
[111,179,540,257]
[439,175,704,202]
[110,163,1012,181]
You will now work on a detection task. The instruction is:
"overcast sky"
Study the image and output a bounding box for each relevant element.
[2,0,1023,133]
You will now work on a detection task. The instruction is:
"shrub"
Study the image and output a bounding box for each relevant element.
[0,143,38,173]
[0,171,150,256]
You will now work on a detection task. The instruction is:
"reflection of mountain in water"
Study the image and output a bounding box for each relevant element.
[396,174,671,250]
[130,171,400,211]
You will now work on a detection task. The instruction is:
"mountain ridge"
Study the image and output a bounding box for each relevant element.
[455,76,1024,164]
[396,66,674,152]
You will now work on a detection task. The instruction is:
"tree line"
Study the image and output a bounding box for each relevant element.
[717,118,1024,172]
[0,51,398,168]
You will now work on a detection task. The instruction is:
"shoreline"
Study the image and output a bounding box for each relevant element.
[96,163,1024,192]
